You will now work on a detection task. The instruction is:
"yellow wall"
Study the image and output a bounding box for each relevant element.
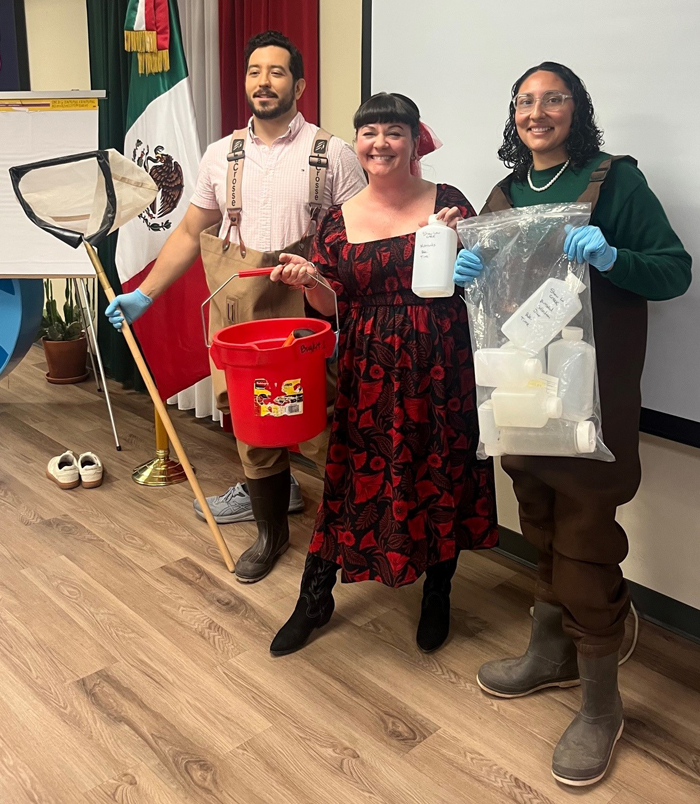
[319,0,363,144]
[24,0,91,91]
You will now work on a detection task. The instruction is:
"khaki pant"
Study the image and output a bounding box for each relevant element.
[200,224,335,479]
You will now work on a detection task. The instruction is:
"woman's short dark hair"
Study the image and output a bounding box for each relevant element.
[244,31,304,84]
[498,62,604,180]
[353,92,420,139]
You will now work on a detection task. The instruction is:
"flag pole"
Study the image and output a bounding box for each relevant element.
[132,408,188,486]
[84,239,235,573]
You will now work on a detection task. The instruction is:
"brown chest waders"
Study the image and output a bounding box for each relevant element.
[482,157,646,655]
[201,128,336,478]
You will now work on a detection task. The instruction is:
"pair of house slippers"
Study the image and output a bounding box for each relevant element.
[46,451,103,489]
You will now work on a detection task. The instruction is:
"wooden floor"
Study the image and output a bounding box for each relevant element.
[1,347,699,804]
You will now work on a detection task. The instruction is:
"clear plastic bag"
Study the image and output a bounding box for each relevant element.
[456,203,613,462]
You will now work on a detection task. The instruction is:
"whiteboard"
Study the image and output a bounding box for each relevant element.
[371,0,699,424]
[0,94,101,278]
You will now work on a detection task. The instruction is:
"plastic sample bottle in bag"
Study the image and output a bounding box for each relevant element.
[500,419,596,456]
[411,215,458,298]
[491,385,563,428]
[547,326,596,421]
[474,344,543,387]
[501,272,586,354]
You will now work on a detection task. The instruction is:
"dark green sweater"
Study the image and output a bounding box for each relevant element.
[509,153,692,301]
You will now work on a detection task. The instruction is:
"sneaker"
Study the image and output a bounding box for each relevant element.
[78,451,103,488]
[46,451,80,489]
[193,473,304,524]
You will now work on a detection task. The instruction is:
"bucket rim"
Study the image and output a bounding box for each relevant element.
[212,317,332,352]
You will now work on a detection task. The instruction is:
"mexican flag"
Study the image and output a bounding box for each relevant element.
[116,0,211,400]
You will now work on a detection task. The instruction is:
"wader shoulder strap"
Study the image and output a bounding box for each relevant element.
[480,175,514,214]
[576,155,637,212]
[223,128,248,250]
[308,128,332,226]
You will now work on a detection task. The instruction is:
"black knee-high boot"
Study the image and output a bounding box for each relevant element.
[269,552,338,656]
[235,469,291,583]
[416,556,458,653]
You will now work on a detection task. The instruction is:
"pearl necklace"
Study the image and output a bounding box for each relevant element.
[527,158,570,192]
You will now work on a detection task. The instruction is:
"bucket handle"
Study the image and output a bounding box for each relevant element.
[201,266,340,348]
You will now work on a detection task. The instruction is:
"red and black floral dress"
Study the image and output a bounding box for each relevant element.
[308,184,497,587]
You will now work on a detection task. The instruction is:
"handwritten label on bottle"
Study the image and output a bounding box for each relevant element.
[518,287,568,327]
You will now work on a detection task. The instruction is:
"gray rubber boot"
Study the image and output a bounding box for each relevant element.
[552,652,624,786]
[477,600,580,697]
[234,470,291,583]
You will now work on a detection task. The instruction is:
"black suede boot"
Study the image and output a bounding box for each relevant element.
[234,469,291,583]
[270,553,338,656]
[416,557,458,653]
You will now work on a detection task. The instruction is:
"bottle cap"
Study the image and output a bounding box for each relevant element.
[575,420,596,453]
[565,272,586,294]
[546,396,563,418]
[562,326,584,341]
[524,358,543,378]
[427,214,447,226]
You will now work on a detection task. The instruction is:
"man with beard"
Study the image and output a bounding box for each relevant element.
[105,31,366,583]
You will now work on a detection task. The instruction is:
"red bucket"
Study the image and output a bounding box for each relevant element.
[210,317,336,448]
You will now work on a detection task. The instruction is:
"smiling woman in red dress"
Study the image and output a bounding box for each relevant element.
[267,92,498,657]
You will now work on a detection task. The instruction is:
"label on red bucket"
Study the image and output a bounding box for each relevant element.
[254,378,304,417]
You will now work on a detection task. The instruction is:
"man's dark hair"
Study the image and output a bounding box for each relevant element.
[353,92,421,138]
[244,31,304,84]
[498,61,604,180]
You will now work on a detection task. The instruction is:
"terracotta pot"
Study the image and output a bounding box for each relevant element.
[42,335,88,384]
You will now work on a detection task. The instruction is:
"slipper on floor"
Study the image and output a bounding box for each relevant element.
[78,451,103,488]
[46,451,80,489]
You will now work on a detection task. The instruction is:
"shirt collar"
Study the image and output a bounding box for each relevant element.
[247,112,306,145]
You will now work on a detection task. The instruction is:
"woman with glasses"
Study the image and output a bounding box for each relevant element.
[267,92,497,657]
[454,62,691,786]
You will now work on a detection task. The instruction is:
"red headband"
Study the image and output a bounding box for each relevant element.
[412,122,443,176]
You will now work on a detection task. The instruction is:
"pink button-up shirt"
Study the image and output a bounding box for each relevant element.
[191,113,366,252]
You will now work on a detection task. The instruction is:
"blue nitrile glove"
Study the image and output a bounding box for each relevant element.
[564,225,617,272]
[453,246,485,287]
[105,288,153,329]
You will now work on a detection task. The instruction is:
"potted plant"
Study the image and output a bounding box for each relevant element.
[39,279,88,384]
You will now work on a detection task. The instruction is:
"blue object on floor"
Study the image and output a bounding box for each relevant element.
[0,278,44,381]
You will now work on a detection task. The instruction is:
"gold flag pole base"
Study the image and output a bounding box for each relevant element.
[132,449,189,486]
[133,409,189,486]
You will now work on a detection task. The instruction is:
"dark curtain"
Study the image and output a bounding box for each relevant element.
[0,1,30,91]
[85,0,144,390]
[219,0,320,137]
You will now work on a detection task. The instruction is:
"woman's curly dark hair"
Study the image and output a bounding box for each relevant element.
[498,62,604,180]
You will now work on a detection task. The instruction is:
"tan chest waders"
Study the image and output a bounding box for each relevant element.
[201,127,333,413]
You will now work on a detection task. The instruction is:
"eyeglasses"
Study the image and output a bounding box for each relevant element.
[514,91,573,112]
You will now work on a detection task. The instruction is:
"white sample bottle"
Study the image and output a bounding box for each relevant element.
[501,272,586,354]
[491,385,563,428]
[500,419,596,456]
[477,399,500,446]
[474,346,543,387]
[547,327,596,421]
[412,215,458,298]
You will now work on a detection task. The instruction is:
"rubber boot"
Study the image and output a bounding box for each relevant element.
[234,469,291,583]
[477,600,580,697]
[270,553,338,656]
[552,652,624,786]
[416,557,458,653]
